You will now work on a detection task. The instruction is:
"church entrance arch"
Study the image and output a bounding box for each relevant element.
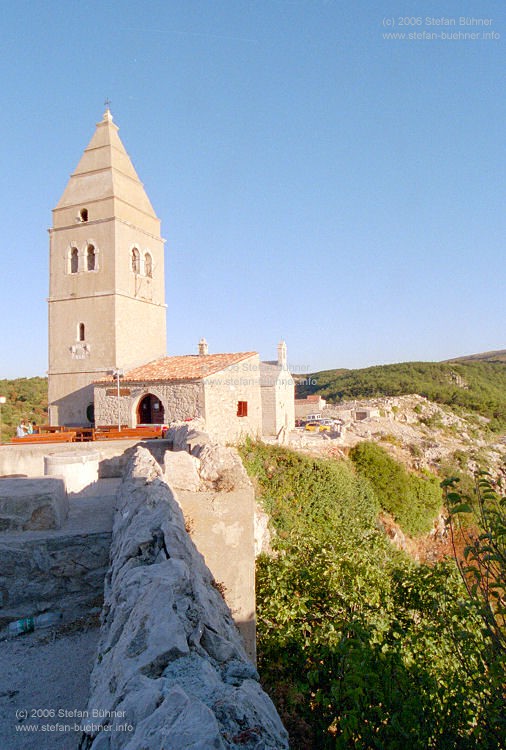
[137,394,165,424]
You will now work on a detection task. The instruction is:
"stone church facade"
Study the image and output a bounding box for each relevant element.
[48,109,294,440]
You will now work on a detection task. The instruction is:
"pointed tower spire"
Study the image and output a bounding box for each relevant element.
[53,107,160,236]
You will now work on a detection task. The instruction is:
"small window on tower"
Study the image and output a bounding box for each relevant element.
[237,401,248,417]
[132,248,140,274]
[70,247,79,274]
[80,208,88,222]
[87,244,96,271]
[144,252,152,278]
[79,323,85,342]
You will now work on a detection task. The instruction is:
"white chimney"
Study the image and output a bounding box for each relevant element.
[199,337,209,356]
[277,340,287,368]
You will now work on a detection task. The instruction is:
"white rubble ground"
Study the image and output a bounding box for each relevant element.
[288,394,506,474]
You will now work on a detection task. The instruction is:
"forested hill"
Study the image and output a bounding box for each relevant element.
[297,359,506,431]
[0,377,48,440]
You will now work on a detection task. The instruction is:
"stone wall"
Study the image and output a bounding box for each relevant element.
[94,381,203,427]
[260,382,277,436]
[0,531,110,627]
[164,442,256,661]
[203,356,262,443]
[81,446,288,749]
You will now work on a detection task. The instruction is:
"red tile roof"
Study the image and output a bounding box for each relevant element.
[96,352,257,384]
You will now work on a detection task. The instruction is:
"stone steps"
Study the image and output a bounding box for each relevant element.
[0,480,120,628]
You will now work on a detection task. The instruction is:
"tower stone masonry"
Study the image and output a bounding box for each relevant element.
[48,109,167,425]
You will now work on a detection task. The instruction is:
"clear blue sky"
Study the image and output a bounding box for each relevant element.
[1,1,504,378]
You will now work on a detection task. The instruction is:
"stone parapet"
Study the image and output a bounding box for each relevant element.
[81,446,288,749]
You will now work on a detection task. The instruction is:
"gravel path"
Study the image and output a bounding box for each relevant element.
[0,621,99,749]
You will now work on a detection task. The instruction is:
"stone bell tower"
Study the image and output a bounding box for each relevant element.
[48,108,167,425]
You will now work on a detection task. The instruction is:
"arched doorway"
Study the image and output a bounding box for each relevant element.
[137,394,165,424]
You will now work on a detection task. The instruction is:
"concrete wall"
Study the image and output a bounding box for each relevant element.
[0,440,167,479]
[261,385,277,436]
[164,442,256,661]
[273,376,295,434]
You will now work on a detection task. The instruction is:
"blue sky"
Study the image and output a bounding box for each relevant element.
[1,1,504,378]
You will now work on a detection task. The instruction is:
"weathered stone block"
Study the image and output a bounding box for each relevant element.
[163,450,201,491]
[0,477,68,531]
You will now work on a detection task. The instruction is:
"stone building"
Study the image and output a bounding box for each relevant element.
[260,341,295,436]
[48,109,295,439]
[94,350,263,443]
[294,393,327,419]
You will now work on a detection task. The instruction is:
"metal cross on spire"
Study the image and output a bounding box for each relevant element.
[104,98,112,109]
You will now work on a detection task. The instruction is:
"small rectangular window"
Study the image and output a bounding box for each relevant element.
[237,401,248,417]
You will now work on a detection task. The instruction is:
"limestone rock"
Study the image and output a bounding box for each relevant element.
[254,505,272,557]
[163,450,202,492]
[165,420,207,451]
[196,443,250,492]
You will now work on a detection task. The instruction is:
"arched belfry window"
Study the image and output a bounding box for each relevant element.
[78,323,85,342]
[144,252,152,278]
[70,247,79,274]
[131,247,141,274]
[87,244,96,271]
[80,208,88,222]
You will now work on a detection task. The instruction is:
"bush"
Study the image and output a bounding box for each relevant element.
[349,442,442,536]
[241,441,500,748]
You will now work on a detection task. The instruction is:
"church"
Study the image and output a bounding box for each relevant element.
[47,107,295,441]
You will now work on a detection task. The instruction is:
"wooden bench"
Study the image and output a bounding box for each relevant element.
[95,427,162,441]
[10,431,77,444]
[36,424,69,434]
[73,428,96,442]
[95,425,128,433]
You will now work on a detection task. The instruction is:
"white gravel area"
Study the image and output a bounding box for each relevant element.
[0,621,99,749]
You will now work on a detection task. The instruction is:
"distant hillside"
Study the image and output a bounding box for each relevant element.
[447,349,506,363]
[0,377,48,440]
[297,360,506,431]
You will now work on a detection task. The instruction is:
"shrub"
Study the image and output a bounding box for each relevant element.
[241,441,500,748]
[349,442,442,536]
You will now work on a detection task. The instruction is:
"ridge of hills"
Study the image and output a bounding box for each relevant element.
[296,352,506,432]
[447,348,506,363]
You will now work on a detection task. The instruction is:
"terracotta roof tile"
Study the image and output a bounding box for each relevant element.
[96,352,257,384]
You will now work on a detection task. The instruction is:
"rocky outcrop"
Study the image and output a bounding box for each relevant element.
[80,447,288,749]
